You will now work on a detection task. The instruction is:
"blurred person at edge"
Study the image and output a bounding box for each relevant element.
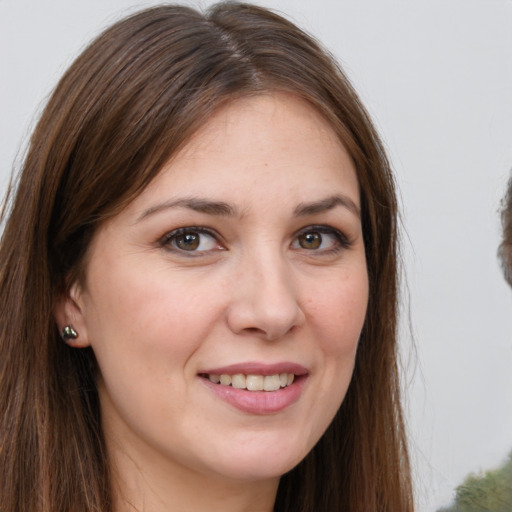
[500,175,512,285]
[0,3,414,512]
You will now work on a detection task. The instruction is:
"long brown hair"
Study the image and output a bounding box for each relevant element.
[0,3,413,511]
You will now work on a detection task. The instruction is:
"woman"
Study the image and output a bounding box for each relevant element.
[0,3,413,511]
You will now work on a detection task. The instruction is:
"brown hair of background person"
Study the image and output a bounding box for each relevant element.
[0,3,413,511]
[499,176,512,285]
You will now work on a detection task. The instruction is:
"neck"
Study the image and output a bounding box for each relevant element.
[109,437,279,512]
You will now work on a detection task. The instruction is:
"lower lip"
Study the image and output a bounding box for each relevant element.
[200,376,307,415]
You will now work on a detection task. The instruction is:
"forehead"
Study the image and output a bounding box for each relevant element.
[127,92,360,215]
[179,93,349,166]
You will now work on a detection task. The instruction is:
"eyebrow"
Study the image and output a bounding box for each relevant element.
[294,194,360,218]
[137,193,360,222]
[137,197,238,222]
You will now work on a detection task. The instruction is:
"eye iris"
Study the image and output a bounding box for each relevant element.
[176,233,200,250]
[299,232,321,249]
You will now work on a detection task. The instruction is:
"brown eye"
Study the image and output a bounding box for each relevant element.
[292,226,348,253]
[298,232,322,249]
[175,233,200,251]
[163,228,222,253]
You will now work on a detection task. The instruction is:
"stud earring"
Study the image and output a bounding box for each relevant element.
[61,325,78,341]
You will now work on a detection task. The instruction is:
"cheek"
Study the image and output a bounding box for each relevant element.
[309,268,368,404]
[84,264,225,372]
[84,268,227,432]
[308,270,369,356]
[297,270,368,448]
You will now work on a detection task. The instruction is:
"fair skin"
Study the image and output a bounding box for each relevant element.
[58,93,369,512]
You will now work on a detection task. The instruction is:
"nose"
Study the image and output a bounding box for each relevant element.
[226,253,305,341]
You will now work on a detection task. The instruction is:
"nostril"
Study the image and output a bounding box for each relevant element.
[244,327,264,335]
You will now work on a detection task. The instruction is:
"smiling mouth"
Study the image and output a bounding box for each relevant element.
[200,373,295,392]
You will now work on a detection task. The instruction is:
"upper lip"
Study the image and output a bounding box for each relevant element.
[199,362,309,376]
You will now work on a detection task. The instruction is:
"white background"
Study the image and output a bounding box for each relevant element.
[1,1,511,510]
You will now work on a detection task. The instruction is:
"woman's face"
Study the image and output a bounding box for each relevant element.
[65,93,368,485]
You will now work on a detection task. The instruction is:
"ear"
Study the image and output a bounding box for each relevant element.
[54,282,91,348]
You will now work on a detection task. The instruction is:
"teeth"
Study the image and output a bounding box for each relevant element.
[219,374,232,386]
[208,372,296,391]
[246,375,264,391]
[231,374,246,389]
[263,374,281,391]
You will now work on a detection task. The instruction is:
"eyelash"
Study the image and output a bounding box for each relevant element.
[293,225,352,255]
[160,227,222,255]
[159,225,352,256]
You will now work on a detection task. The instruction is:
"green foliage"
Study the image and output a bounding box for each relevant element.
[438,451,512,512]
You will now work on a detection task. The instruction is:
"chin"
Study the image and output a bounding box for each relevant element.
[212,458,300,483]
[203,435,311,483]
